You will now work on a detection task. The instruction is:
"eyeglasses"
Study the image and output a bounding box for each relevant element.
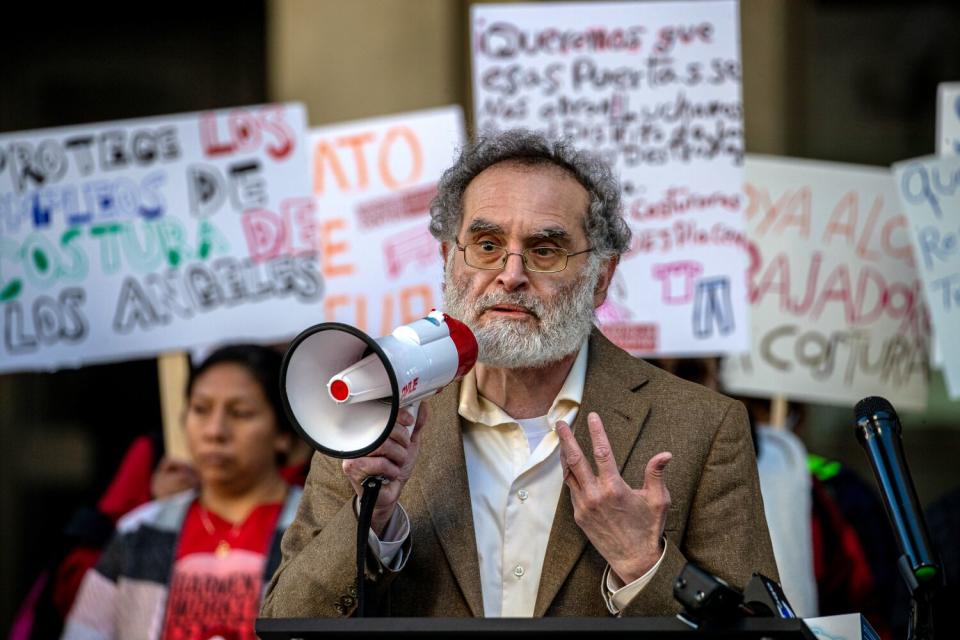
[455,240,594,273]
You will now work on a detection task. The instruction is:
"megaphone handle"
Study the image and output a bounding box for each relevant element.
[354,398,422,614]
[356,475,383,616]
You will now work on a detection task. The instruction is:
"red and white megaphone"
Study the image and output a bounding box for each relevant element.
[280,310,478,458]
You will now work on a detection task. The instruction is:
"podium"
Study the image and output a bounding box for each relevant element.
[256,616,817,638]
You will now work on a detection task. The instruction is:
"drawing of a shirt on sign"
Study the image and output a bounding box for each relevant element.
[652,260,703,304]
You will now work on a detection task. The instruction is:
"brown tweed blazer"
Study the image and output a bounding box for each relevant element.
[261,329,778,618]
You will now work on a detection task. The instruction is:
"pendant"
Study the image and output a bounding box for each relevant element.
[215,540,231,558]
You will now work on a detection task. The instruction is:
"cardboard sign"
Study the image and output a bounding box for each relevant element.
[722,156,929,411]
[893,154,960,398]
[306,106,464,334]
[0,104,315,373]
[471,0,748,355]
[937,82,960,156]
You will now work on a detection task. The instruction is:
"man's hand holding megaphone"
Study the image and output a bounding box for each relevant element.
[280,311,478,537]
[341,404,429,536]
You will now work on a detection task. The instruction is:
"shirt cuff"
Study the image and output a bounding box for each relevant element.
[354,497,411,571]
[600,541,668,615]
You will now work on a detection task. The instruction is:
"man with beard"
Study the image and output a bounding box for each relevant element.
[262,130,777,618]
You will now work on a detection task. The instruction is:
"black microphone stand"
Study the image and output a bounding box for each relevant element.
[899,555,937,640]
[854,397,941,640]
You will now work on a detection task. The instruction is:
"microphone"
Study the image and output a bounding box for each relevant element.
[853,396,940,595]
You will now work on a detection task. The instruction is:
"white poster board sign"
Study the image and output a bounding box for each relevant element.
[930,82,960,367]
[471,0,747,355]
[937,82,960,156]
[893,154,960,398]
[722,156,929,411]
[0,103,315,373]
[307,107,464,333]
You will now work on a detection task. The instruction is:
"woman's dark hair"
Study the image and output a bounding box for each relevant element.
[186,344,293,436]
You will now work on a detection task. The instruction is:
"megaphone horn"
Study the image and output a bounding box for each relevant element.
[280,310,478,459]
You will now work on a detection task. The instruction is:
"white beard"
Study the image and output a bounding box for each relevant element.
[442,254,602,369]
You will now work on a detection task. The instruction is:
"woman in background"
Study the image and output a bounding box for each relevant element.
[62,345,302,640]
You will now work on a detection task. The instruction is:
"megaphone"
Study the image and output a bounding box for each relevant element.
[280,310,478,459]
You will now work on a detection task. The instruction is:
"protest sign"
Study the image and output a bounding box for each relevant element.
[307,106,464,334]
[893,154,960,398]
[0,103,317,373]
[929,82,960,367]
[471,0,747,355]
[937,82,960,156]
[722,156,929,411]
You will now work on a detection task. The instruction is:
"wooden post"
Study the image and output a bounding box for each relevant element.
[158,353,191,461]
[769,394,788,429]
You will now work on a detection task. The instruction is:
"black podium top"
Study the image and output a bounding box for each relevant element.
[256,616,817,639]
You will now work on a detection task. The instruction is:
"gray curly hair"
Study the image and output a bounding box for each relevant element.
[429,129,632,258]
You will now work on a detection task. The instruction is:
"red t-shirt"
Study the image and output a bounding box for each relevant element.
[160,501,282,640]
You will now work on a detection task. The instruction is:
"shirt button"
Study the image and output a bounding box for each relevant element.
[513,565,525,578]
[517,489,529,501]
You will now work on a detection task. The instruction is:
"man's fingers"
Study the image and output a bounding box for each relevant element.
[370,438,408,469]
[384,403,428,450]
[556,420,594,490]
[586,412,619,480]
[410,403,429,446]
[642,451,673,500]
[559,445,581,492]
[343,456,403,486]
[397,409,416,428]
[388,421,412,448]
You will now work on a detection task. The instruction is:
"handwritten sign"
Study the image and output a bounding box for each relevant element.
[937,82,960,156]
[471,0,748,355]
[0,104,317,373]
[307,106,464,334]
[929,82,960,368]
[722,156,929,411]
[893,155,960,398]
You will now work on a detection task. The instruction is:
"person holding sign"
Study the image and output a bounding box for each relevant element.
[262,131,776,617]
[62,345,303,639]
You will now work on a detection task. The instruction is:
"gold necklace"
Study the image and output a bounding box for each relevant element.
[198,506,242,558]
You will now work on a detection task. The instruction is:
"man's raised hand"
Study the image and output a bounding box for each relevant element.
[557,411,672,584]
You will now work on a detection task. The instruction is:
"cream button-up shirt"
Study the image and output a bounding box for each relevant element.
[373,341,664,615]
[457,344,583,617]
[459,342,663,616]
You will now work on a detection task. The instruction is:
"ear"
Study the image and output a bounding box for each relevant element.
[593,255,619,308]
[440,241,451,263]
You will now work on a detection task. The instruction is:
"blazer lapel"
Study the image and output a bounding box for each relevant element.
[415,384,485,616]
[534,330,651,616]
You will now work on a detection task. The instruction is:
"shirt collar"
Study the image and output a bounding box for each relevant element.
[458,340,589,427]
